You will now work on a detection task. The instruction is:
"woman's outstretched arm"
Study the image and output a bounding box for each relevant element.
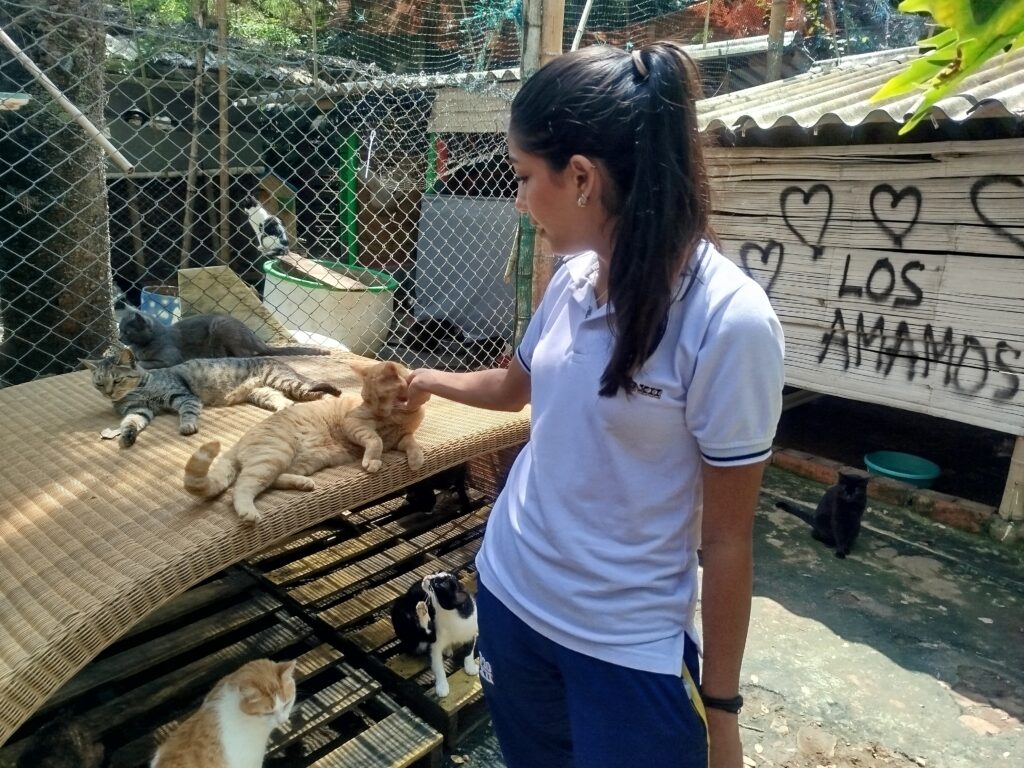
[405,361,530,412]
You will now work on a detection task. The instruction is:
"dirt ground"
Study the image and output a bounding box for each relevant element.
[443,465,1024,768]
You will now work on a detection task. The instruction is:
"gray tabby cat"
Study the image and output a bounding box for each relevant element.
[119,309,329,369]
[82,348,340,448]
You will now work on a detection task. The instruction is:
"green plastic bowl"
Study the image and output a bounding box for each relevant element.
[864,451,941,488]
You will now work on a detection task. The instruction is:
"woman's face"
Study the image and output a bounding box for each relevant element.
[507,136,601,256]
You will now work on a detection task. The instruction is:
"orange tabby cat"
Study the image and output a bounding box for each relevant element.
[150,658,296,768]
[184,360,426,523]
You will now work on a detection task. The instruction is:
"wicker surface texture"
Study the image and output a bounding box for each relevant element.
[0,352,529,745]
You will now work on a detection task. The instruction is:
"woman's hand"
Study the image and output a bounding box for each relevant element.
[402,369,434,410]
[707,709,744,768]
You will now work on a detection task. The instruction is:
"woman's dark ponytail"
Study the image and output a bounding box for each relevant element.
[600,43,710,396]
[509,43,713,397]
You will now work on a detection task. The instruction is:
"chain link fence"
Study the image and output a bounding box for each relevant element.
[0,0,923,386]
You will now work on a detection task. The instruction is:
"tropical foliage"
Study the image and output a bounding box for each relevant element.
[873,0,1024,134]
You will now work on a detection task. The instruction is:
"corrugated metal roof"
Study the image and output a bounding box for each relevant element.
[234,32,800,109]
[697,45,1024,133]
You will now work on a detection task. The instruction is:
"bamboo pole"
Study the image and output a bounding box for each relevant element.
[215,0,230,266]
[180,0,208,267]
[521,0,543,78]
[0,27,134,174]
[540,0,565,66]
[767,0,788,81]
[570,0,594,52]
[531,0,564,308]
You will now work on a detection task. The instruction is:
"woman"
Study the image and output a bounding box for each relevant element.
[405,43,784,768]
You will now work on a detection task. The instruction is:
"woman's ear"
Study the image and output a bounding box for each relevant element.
[567,154,599,205]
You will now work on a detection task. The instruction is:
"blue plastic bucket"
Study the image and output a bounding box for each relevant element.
[140,284,181,326]
[864,451,941,488]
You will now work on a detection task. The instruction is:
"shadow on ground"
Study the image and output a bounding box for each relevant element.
[444,465,1024,768]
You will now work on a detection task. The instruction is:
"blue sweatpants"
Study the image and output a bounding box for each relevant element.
[475,580,708,768]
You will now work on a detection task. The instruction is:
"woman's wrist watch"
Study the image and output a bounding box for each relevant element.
[700,691,744,714]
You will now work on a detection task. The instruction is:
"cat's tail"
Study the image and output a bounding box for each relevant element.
[774,500,814,525]
[261,343,331,357]
[261,360,341,400]
[184,441,237,499]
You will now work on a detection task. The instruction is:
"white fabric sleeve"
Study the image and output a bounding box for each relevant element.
[515,265,571,374]
[685,286,786,467]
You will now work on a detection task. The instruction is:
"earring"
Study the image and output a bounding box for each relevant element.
[577,194,588,208]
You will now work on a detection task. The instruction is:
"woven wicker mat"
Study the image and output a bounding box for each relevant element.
[0,352,529,745]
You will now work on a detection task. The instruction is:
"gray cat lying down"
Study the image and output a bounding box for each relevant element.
[118,308,328,369]
[82,347,340,447]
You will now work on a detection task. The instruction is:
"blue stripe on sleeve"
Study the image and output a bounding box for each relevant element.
[516,347,531,373]
[700,447,771,464]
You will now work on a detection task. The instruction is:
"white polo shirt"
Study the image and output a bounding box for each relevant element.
[476,242,785,675]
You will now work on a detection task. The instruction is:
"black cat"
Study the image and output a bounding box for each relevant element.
[776,471,869,558]
[16,719,103,768]
[118,308,329,369]
[403,464,472,514]
[402,317,465,354]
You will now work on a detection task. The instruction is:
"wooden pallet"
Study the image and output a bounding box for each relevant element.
[0,569,443,768]
[248,490,492,746]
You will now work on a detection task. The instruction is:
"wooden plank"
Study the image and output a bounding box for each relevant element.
[266,527,403,587]
[117,570,257,641]
[999,436,1024,521]
[706,136,1024,174]
[39,592,282,714]
[106,642,346,768]
[270,666,381,750]
[309,709,443,768]
[1,617,312,768]
[276,252,368,291]
[288,508,490,609]
[247,524,353,567]
[706,148,1024,436]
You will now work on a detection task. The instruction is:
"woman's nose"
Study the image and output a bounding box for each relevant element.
[514,191,528,215]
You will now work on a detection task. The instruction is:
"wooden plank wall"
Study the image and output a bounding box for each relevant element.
[707,137,1024,436]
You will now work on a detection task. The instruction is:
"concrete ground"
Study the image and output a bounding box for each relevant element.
[443,465,1024,767]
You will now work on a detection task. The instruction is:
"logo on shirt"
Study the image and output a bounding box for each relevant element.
[625,379,663,399]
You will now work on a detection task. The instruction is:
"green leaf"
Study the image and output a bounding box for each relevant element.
[872,0,1024,134]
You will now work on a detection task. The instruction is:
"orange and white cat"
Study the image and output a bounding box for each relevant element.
[150,658,296,768]
[184,360,426,523]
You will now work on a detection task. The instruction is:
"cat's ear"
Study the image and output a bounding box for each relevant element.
[276,659,297,681]
[116,347,136,366]
[349,360,371,379]
[385,360,410,378]
[79,358,98,370]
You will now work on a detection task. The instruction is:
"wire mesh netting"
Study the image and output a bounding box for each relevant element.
[0,0,925,385]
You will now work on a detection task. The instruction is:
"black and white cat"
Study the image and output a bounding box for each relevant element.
[390,572,479,698]
[243,195,290,257]
[776,470,869,558]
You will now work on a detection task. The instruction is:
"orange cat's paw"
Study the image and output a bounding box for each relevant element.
[238,508,262,524]
[363,457,382,473]
[408,450,425,472]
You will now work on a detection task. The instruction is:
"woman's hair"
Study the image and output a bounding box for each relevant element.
[509,43,712,397]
